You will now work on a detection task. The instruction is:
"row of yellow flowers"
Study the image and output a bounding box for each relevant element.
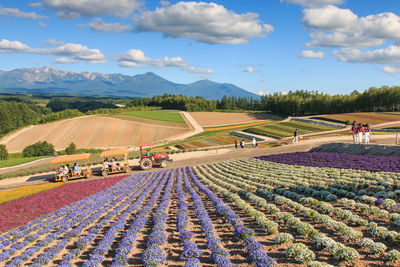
[0,183,65,204]
[204,120,274,132]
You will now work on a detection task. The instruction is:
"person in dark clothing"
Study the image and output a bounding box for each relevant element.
[235,139,238,149]
[292,129,298,143]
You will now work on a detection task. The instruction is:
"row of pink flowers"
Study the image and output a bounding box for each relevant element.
[0,176,127,232]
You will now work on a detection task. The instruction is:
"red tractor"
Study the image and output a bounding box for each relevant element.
[139,144,172,170]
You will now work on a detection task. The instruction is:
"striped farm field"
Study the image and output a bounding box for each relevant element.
[244,120,335,139]
[0,183,65,204]
[190,112,277,127]
[313,112,400,126]
[204,120,274,132]
[2,152,400,266]
[1,115,189,153]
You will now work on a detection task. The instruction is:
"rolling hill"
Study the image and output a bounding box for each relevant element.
[0,67,258,100]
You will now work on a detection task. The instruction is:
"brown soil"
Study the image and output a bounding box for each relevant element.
[2,115,189,153]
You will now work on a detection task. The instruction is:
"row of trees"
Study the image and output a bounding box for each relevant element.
[126,94,217,111]
[126,86,400,116]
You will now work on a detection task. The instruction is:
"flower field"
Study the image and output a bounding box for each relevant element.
[1,153,400,266]
[313,112,400,126]
[243,121,335,139]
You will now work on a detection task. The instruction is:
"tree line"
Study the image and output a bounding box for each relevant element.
[126,86,400,116]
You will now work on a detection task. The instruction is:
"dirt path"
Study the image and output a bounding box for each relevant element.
[1,133,399,191]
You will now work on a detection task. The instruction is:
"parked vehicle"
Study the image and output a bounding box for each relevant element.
[139,143,172,170]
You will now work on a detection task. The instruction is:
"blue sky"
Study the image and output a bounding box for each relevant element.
[1,0,400,96]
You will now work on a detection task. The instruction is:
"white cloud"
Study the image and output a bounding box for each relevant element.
[0,39,32,53]
[35,0,142,19]
[383,66,400,74]
[298,50,324,58]
[115,49,214,77]
[302,5,356,31]
[333,46,400,66]
[44,39,65,46]
[39,21,47,27]
[306,32,384,48]
[281,0,344,7]
[0,6,48,20]
[78,18,132,33]
[134,1,273,44]
[0,39,105,64]
[302,6,400,49]
[54,57,79,64]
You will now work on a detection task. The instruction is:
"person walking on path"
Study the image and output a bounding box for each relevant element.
[292,129,298,143]
[240,139,245,148]
[364,123,371,143]
[351,121,358,143]
[358,123,363,144]
[252,137,256,148]
[352,122,359,144]
[234,139,238,149]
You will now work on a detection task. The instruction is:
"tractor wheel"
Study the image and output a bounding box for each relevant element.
[86,173,92,179]
[102,170,108,176]
[160,160,167,168]
[61,176,67,182]
[140,158,152,170]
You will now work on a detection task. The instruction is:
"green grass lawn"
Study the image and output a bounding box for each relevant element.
[0,155,49,168]
[121,111,185,123]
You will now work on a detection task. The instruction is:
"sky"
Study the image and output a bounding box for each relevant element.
[0,0,400,96]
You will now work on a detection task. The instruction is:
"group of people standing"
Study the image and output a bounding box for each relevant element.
[352,121,371,144]
[234,137,258,149]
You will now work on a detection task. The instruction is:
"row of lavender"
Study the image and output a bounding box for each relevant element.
[0,168,275,266]
[256,151,400,173]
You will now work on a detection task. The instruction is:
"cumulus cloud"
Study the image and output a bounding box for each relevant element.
[39,21,47,27]
[0,39,105,64]
[34,0,142,19]
[298,50,324,58]
[302,5,400,49]
[134,1,273,44]
[115,49,214,77]
[383,66,400,74]
[0,6,48,20]
[333,46,400,66]
[78,18,132,33]
[281,0,344,7]
[302,5,356,31]
[54,57,79,64]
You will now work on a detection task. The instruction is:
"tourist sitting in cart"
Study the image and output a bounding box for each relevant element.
[57,166,64,180]
[103,158,109,170]
[73,162,81,175]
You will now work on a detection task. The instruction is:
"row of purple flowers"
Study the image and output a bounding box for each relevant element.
[256,152,400,173]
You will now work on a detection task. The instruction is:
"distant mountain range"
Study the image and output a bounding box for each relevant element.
[0,67,258,100]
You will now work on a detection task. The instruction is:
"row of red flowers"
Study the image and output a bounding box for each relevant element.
[0,176,127,232]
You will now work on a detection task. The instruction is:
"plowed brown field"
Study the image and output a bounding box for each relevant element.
[190,112,276,127]
[3,115,189,153]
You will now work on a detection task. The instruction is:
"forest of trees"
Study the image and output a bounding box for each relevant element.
[126,86,400,116]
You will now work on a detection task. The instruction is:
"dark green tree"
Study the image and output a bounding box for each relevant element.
[0,144,8,161]
[65,142,77,155]
[22,141,55,157]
